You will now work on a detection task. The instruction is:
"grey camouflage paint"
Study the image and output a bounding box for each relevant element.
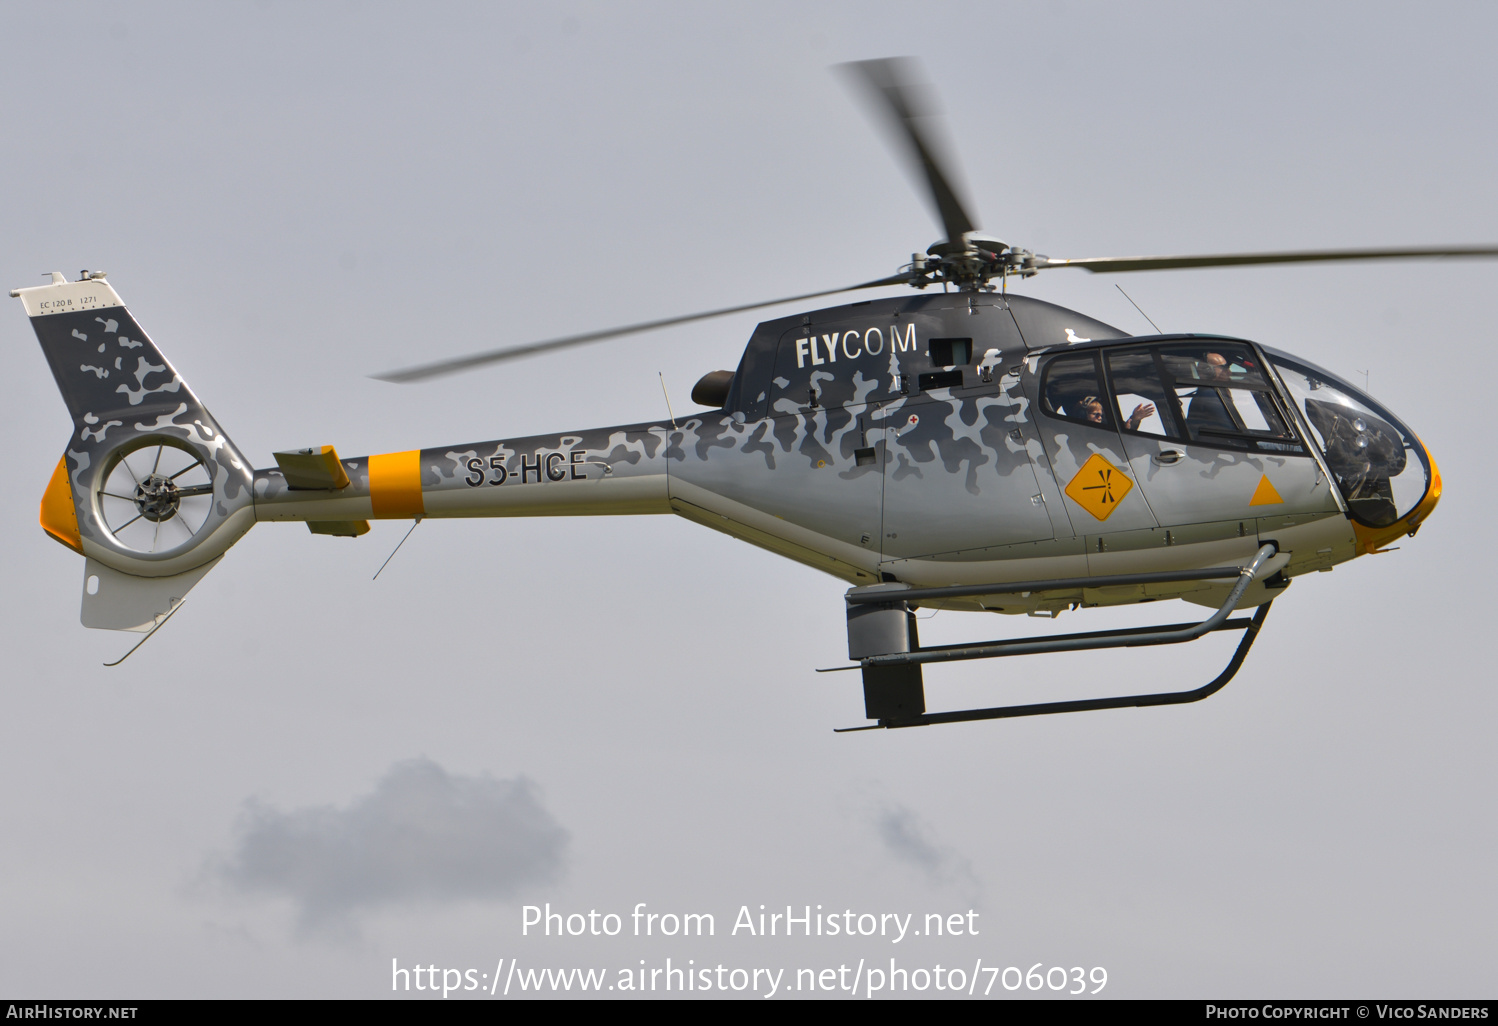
[23,282,254,578]
[25,284,1398,620]
[253,293,1371,615]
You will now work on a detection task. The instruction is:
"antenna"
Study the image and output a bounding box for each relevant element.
[373,516,423,580]
[104,600,185,667]
[1116,285,1163,334]
[658,372,679,431]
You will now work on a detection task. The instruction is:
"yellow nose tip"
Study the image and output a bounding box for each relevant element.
[1351,439,1441,555]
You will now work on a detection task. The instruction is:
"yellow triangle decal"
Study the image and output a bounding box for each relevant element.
[1249,474,1283,506]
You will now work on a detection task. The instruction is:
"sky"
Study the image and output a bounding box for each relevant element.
[1,0,1494,1000]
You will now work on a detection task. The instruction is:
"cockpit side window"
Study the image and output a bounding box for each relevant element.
[1105,348,1176,438]
[1046,343,1305,453]
[1041,353,1112,429]
[1153,343,1301,452]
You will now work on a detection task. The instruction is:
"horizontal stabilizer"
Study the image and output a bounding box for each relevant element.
[274,446,352,489]
[308,520,370,537]
[82,556,220,632]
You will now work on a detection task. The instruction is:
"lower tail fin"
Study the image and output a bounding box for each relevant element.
[15,271,255,630]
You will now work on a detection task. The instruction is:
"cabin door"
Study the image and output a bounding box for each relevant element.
[1102,341,1339,530]
[877,346,1054,563]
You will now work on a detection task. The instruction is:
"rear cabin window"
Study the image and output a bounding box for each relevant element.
[1041,353,1112,429]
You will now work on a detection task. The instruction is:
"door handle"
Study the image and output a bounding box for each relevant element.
[1153,449,1186,466]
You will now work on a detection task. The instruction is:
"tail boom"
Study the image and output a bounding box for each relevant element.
[252,426,674,525]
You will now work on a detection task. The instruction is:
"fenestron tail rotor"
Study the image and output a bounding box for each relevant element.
[97,439,215,554]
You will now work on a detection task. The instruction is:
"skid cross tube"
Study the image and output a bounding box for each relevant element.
[910,613,1260,658]
[845,563,1259,607]
[837,544,1278,731]
[862,545,1276,667]
[815,614,1253,672]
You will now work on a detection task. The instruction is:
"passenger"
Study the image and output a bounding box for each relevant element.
[1123,401,1156,432]
[1082,394,1155,432]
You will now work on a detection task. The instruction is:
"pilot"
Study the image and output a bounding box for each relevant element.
[1182,352,1237,437]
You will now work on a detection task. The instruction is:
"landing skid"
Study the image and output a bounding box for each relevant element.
[835,603,1272,731]
[835,544,1279,731]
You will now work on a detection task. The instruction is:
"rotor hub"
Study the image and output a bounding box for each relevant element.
[909,235,1040,291]
[133,474,182,523]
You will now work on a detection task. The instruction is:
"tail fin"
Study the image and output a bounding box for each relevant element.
[14,272,255,630]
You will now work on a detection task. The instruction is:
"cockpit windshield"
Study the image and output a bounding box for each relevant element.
[1266,351,1430,527]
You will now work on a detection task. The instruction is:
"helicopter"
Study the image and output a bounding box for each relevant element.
[17,59,1485,729]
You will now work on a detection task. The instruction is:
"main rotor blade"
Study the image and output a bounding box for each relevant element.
[372,274,911,383]
[1037,245,1498,274]
[839,57,977,247]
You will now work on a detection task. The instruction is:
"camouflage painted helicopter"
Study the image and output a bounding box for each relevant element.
[18,60,1488,728]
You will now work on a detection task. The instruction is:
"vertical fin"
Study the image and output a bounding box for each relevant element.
[13,273,256,627]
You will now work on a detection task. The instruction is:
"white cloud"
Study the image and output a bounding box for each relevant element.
[215,759,567,931]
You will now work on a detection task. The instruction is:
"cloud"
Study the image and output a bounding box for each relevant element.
[873,802,982,904]
[215,758,567,931]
